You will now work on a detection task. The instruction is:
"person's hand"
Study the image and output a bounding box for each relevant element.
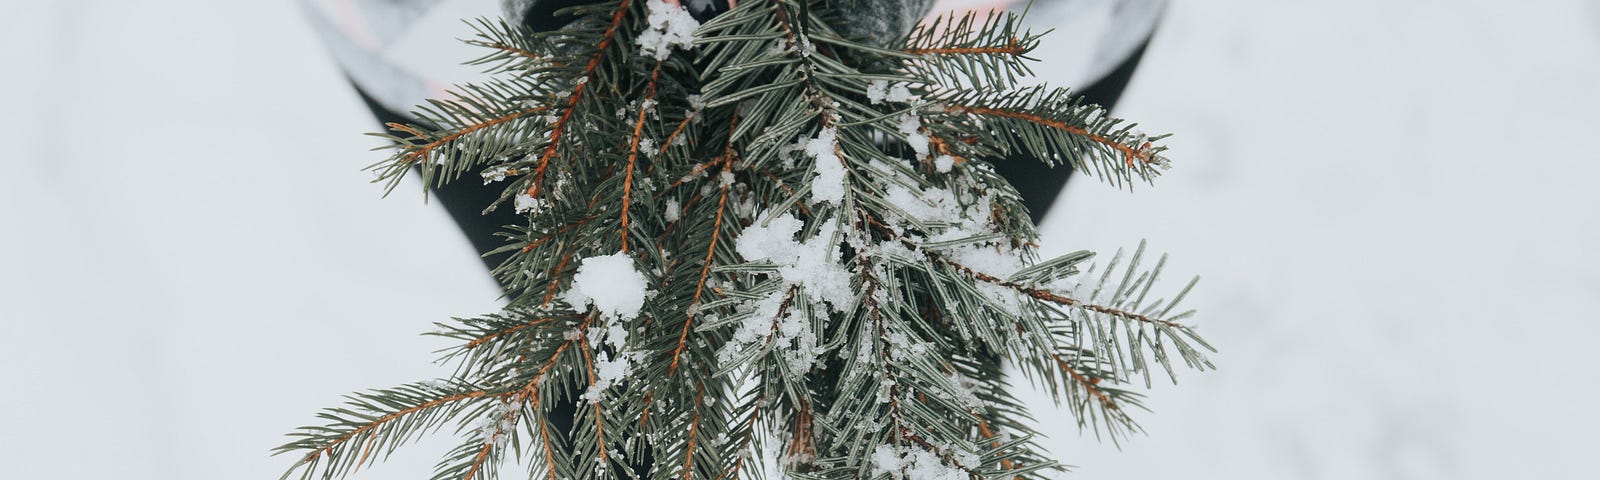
[506,0,937,45]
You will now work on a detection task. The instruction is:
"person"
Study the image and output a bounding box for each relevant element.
[300,0,1165,277]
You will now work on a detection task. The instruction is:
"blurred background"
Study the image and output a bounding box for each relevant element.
[2,0,1598,478]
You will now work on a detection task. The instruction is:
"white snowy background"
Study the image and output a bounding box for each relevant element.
[3,0,1598,479]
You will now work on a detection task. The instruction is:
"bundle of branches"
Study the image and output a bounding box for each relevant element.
[277,1,1214,479]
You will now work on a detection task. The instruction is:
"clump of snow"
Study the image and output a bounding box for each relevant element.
[934,155,955,173]
[718,281,820,375]
[897,113,929,159]
[663,198,681,222]
[802,127,847,205]
[734,214,853,312]
[875,179,1036,316]
[885,330,930,363]
[720,213,855,374]
[582,348,632,403]
[870,445,903,477]
[580,316,638,404]
[637,0,700,61]
[564,253,649,321]
[946,243,1025,279]
[514,192,544,214]
[880,184,964,228]
[870,445,968,480]
[471,400,522,446]
[481,166,512,184]
[867,80,916,104]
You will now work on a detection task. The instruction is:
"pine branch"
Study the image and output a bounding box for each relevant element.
[277,386,493,480]
[282,2,1217,479]
[525,0,638,200]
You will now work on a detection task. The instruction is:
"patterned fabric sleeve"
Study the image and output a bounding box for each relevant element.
[300,0,1163,119]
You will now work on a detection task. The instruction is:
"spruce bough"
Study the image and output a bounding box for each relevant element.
[277,1,1215,479]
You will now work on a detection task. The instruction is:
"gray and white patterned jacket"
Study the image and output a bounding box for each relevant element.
[299,0,1163,116]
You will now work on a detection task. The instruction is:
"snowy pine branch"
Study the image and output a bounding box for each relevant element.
[279,1,1214,479]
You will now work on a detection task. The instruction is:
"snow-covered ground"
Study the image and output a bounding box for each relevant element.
[3,1,1598,479]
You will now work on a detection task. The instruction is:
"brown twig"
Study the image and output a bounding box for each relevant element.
[668,185,731,374]
[944,104,1156,167]
[906,39,1024,57]
[621,65,665,252]
[525,0,637,199]
[387,107,544,166]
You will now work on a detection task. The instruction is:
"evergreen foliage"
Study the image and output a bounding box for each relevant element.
[277,1,1214,479]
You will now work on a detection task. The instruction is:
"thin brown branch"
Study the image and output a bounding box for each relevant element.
[522,314,594,397]
[906,39,1023,56]
[1052,354,1117,411]
[535,396,558,479]
[973,414,1016,470]
[464,316,564,349]
[525,0,637,199]
[717,403,763,480]
[541,250,578,307]
[621,65,664,252]
[578,334,609,462]
[302,391,489,462]
[659,114,696,159]
[388,107,544,166]
[462,437,497,480]
[353,430,377,473]
[669,185,731,375]
[680,385,705,480]
[944,104,1155,167]
[936,255,1185,329]
[656,109,740,201]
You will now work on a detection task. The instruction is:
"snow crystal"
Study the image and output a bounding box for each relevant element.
[867,81,888,104]
[952,449,981,469]
[481,166,511,184]
[472,400,521,446]
[514,192,543,214]
[871,445,968,480]
[870,445,903,478]
[420,378,452,392]
[637,0,700,61]
[563,253,649,321]
[719,213,855,374]
[866,80,916,104]
[580,319,636,404]
[897,113,929,159]
[947,243,1025,279]
[734,213,853,312]
[885,330,930,362]
[717,280,820,374]
[881,184,962,226]
[663,198,681,222]
[582,351,633,403]
[802,127,846,205]
[934,155,955,173]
